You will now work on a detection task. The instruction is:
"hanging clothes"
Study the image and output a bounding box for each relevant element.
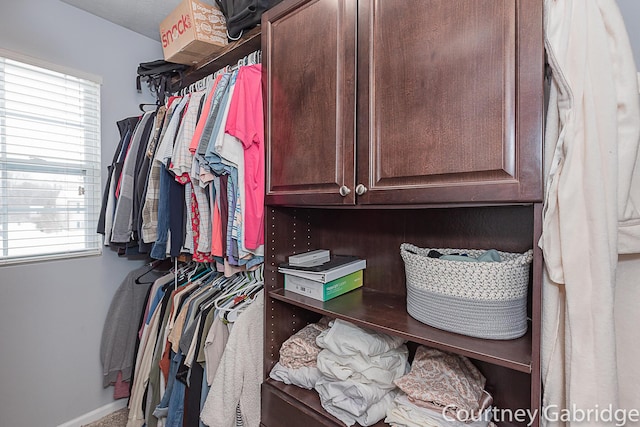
[110,262,264,427]
[97,116,137,234]
[200,289,265,427]
[111,111,156,245]
[540,0,640,425]
[98,116,141,240]
[100,263,171,398]
[150,95,190,260]
[136,106,167,254]
[224,64,265,252]
[142,98,181,247]
[100,55,265,275]
[101,54,268,426]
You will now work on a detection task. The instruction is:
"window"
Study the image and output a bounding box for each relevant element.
[0,51,102,265]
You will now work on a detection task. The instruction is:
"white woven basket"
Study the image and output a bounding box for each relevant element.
[400,243,533,340]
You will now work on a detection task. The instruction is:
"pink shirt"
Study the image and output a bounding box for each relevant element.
[224,64,264,250]
[189,74,222,154]
[211,198,224,258]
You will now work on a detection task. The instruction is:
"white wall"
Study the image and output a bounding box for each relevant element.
[0,0,163,426]
[618,0,640,70]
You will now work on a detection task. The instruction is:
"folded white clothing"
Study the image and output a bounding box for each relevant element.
[315,377,392,417]
[356,390,398,427]
[269,362,323,390]
[316,346,409,387]
[316,319,406,357]
[385,404,440,427]
[385,394,493,427]
[318,386,398,427]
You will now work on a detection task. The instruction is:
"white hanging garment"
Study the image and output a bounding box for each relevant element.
[540,0,640,425]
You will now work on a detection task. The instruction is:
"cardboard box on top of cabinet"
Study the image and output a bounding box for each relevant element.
[160,0,228,66]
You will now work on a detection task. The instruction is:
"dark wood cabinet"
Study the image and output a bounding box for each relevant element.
[261,0,544,426]
[263,0,543,206]
[263,0,358,206]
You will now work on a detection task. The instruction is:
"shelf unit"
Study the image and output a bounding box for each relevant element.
[270,288,533,373]
[207,0,546,425]
[263,204,542,427]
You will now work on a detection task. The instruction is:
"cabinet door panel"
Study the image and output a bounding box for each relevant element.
[357,0,542,204]
[264,0,357,205]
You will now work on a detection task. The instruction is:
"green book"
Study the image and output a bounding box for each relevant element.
[284,269,363,301]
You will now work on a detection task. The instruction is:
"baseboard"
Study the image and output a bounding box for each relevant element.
[57,400,127,427]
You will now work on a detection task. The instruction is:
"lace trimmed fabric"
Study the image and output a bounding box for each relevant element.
[279,320,330,369]
[394,346,489,421]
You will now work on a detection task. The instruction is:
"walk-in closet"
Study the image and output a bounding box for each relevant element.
[1,1,640,427]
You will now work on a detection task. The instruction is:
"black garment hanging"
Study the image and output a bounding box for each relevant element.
[97,116,141,234]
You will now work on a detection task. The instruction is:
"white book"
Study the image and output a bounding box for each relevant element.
[288,249,331,267]
[278,258,366,283]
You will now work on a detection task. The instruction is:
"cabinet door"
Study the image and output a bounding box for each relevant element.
[263,0,357,205]
[356,0,543,205]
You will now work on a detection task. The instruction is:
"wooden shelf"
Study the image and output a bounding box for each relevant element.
[270,287,532,373]
[262,379,388,427]
[179,26,262,88]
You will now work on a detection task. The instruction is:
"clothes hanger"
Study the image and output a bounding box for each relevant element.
[248,50,260,65]
[186,262,200,281]
[214,270,264,318]
[191,265,215,285]
[222,275,264,322]
[195,78,207,91]
[134,262,162,284]
[139,103,158,112]
[140,258,186,285]
[212,273,251,311]
[195,274,230,311]
[203,74,215,91]
[224,288,262,323]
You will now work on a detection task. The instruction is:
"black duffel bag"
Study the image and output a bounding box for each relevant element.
[136,59,189,104]
[215,0,283,40]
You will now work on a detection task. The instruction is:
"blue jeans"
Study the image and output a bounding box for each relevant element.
[165,378,186,427]
[153,349,181,419]
[200,374,210,427]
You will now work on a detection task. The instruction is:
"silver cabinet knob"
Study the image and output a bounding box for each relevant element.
[339,185,351,197]
[356,184,368,196]
[355,184,368,196]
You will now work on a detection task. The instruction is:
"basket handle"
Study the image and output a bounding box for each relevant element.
[517,249,534,265]
[400,243,421,255]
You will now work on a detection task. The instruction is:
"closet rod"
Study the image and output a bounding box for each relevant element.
[178,49,261,97]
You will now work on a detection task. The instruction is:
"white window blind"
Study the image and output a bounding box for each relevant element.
[0,54,102,265]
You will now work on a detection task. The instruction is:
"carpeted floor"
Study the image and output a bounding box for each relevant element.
[82,408,128,427]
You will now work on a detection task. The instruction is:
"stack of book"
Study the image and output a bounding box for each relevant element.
[278,251,366,301]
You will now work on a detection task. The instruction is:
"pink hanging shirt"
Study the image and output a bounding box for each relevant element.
[224,64,264,250]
